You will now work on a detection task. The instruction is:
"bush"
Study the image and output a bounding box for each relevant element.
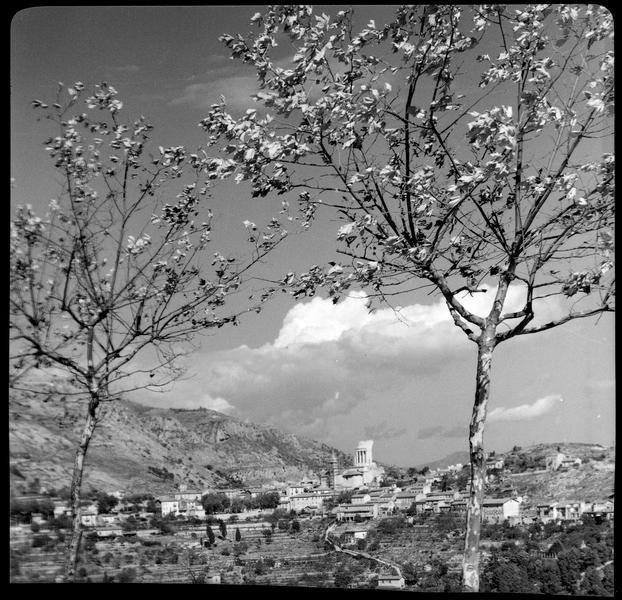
[32,533,53,548]
[334,565,353,588]
[377,516,406,534]
[117,567,137,583]
[253,559,266,575]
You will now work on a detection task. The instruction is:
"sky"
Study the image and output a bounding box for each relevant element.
[11,6,615,467]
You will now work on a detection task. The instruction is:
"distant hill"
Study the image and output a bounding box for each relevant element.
[9,385,352,496]
[495,442,615,503]
[416,450,470,471]
[419,442,614,504]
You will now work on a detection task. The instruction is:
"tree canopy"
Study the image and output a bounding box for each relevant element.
[196,5,614,591]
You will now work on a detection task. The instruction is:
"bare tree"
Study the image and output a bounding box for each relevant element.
[197,5,614,590]
[10,82,286,580]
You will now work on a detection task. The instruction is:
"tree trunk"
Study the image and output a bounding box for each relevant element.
[462,338,495,592]
[64,395,99,581]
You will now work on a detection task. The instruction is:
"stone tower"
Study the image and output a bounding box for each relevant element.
[329,451,339,489]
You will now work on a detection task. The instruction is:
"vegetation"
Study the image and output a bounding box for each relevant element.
[473,517,614,595]
[94,492,119,514]
[201,492,231,514]
[10,496,55,523]
[10,81,286,580]
[199,4,614,590]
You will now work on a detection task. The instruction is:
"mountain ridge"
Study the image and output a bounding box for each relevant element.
[9,388,353,495]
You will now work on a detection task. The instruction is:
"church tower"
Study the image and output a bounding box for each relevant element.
[329,451,339,490]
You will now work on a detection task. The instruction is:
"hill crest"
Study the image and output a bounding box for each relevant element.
[9,390,352,495]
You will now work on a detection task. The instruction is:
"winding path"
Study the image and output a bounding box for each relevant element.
[324,522,403,579]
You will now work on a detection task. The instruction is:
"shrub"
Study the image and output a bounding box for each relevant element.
[32,533,53,548]
[334,565,353,588]
[117,567,137,583]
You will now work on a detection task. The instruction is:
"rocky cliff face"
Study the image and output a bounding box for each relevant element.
[9,388,351,495]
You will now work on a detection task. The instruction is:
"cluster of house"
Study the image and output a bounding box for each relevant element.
[153,443,612,528]
[46,495,160,538]
[158,440,386,519]
[32,443,611,539]
[545,450,583,471]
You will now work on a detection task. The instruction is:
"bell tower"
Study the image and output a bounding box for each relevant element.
[329,451,339,489]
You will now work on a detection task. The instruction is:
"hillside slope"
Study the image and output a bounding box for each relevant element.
[498,442,615,503]
[9,387,351,495]
[417,443,614,504]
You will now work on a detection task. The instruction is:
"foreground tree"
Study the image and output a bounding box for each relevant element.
[10,83,286,580]
[199,5,614,590]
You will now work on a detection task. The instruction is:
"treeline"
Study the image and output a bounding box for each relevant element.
[10,490,158,524]
[201,491,281,514]
[480,518,613,595]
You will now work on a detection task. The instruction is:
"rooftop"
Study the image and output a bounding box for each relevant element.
[483,498,515,506]
[338,504,375,512]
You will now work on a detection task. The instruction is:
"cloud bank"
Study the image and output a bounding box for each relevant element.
[488,393,563,422]
[136,282,566,454]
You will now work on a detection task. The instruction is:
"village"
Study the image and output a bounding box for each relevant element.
[10,441,614,586]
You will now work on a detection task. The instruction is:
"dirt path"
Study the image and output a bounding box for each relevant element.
[324,523,403,579]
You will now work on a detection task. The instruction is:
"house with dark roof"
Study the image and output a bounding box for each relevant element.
[395,490,421,510]
[335,503,379,521]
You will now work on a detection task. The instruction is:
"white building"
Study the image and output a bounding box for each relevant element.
[80,509,98,527]
[341,525,369,543]
[335,503,379,521]
[545,451,582,471]
[395,491,420,510]
[377,574,405,589]
[410,480,432,496]
[158,489,206,518]
[289,489,334,512]
[286,484,307,497]
[482,498,520,523]
[334,440,385,490]
[351,493,372,505]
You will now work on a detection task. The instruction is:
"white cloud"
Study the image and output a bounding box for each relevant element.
[163,290,476,438]
[456,282,565,326]
[274,291,373,347]
[275,290,460,349]
[488,393,563,422]
[274,283,564,351]
[135,285,567,453]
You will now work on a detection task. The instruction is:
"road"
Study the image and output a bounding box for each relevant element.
[324,522,403,579]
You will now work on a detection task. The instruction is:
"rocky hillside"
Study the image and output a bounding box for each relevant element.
[496,442,615,504]
[9,386,352,496]
[419,442,614,504]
